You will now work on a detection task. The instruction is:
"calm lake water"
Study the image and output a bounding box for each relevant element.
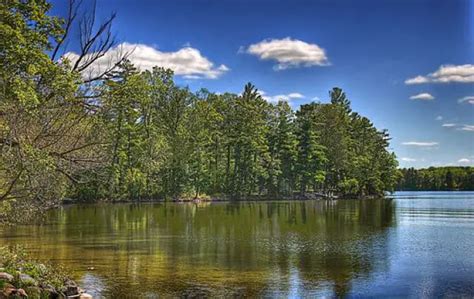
[1,192,474,298]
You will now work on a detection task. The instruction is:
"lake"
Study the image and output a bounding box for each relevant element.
[1,192,473,298]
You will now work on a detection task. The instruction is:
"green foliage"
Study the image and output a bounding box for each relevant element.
[266,102,298,195]
[1,0,102,221]
[66,69,398,200]
[0,0,400,217]
[0,246,70,290]
[338,178,360,196]
[295,103,327,194]
[397,167,474,191]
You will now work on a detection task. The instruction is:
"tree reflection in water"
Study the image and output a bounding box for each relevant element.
[0,199,395,297]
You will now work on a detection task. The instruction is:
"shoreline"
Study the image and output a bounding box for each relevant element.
[0,246,91,299]
[62,193,389,205]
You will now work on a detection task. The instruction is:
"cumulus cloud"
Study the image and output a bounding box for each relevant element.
[442,123,456,127]
[402,141,439,147]
[401,157,416,162]
[405,64,474,84]
[63,42,229,79]
[458,158,471,163]
[409,93,434,100]
[458,96,474,104]
[245,37,329,70]
[259,91,305,104]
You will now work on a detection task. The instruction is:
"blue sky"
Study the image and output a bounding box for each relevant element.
[50,0,474,168]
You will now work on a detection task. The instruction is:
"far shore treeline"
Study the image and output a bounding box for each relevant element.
[0,1,401,221]
[397,167,474,191]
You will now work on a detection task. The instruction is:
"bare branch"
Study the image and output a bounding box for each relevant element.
[49,0,127,82]
[82,48,132,83]
[51,0,82,61]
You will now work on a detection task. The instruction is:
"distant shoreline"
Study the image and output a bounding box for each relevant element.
[397,167,473,191]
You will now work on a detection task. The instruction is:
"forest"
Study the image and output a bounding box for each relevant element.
[0,1,399,222]
[1,2,473,299]
[397,167,474,191]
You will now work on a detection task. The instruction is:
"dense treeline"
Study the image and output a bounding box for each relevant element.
[70,72,399,201]
[0,1,398,220]
[397,167,474,191]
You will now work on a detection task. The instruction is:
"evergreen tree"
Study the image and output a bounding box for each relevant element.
[295,103,327,194]
[397,167,474,191]
[266,101,298,195]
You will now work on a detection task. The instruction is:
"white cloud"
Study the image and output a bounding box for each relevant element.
[405,64,474,84]
[260,91,305,104]
[458,96,474,104]
[312,96,320,101]
[401,157,417,162]
[458,125,474,132]
[409,93,434,100]
[405,76,430,84]
[402,141,439,147]
[287,93,304,99]
[245,37,329,70]
[458,158,471,163]
[442,123,456,127]
[436,115,443,121]
[63,42,229,79]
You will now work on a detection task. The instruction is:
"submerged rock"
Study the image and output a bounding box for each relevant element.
[61,279,80,297]
[39,283,59,298]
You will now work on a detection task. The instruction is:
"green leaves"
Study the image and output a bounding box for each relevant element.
[0,0,106,221]
[398,166,474,191]
[0,0,399,213]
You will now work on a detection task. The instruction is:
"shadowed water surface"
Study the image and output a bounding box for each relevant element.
[1,192,473,298]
